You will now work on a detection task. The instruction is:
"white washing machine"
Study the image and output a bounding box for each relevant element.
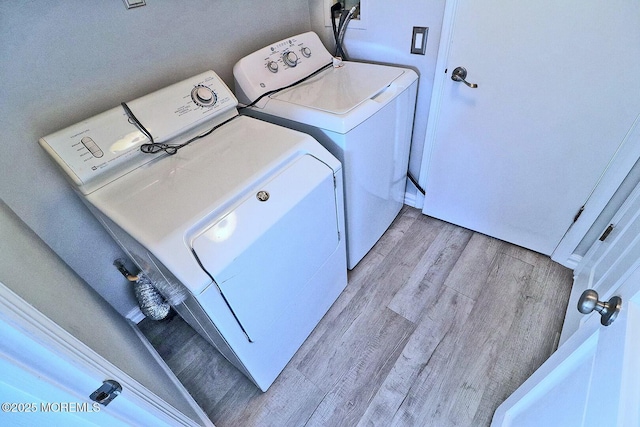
[234,31,418,269]
[39,70,347,391]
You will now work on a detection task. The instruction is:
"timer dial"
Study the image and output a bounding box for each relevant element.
[283,51,298,67]
[267,61,279,73]
[191,85,217,107]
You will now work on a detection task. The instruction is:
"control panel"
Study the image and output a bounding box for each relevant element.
[233,31,334,106]
[39,70,239,195]
[127,71,236,144]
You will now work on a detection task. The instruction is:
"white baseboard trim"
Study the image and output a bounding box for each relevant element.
[562,254,583,270]
[404,191,419,208]
[404,190,426,210]
[126,306,146,324]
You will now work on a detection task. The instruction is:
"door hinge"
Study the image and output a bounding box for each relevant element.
[599,224,615,242]
[90,380,122,406]
[573,205,585,223]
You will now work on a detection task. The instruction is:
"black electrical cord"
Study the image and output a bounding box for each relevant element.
[336,10,349,58]
[124,62,334,156]
[121,101,240,155]
[331,2,359,60]
[331,2,342,56]
[139,115,240,155]
[408,171,426,195]
[238,61,333,111]
[121,102,154,145]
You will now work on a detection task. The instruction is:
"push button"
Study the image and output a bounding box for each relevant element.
[81,136,104,158]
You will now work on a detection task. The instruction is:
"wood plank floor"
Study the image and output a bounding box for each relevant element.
[139,206,573,427]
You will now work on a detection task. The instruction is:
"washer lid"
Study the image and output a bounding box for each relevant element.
[270,62,404,115]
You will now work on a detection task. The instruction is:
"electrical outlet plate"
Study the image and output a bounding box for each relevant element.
[323,0,366,30]
[123,0,146,9]
[411,26,428,55]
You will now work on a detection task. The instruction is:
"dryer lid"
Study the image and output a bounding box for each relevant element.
[85,116,341,294]
[270,62,404,115]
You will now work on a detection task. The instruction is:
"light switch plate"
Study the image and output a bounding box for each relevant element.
[123,0,146,9]
[411,26,428,55]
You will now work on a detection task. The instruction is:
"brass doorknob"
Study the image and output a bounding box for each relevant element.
[577,289,622,326]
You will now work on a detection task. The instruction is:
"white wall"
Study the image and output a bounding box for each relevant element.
[309,0,447,204]
[0,1,312,316]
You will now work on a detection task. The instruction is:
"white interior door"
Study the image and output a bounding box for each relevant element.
[560,181,640,346]
[491,263,640,427]
[420,0,640,256]
[0,289,198,426]
[0,201,211,426]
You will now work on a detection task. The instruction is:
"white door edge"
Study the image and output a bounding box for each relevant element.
[552,113,640,267]
[417,0,459,200]
[490,318,601,426]
[0,281,212,427]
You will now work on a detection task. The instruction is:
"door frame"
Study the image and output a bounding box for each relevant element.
[0,281,212,426]
[418,0,640,269]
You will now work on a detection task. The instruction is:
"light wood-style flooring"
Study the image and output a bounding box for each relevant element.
[139,206,573,427]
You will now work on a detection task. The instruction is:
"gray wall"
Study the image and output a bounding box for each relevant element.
[0,200,204,422]
[0,1,312,316]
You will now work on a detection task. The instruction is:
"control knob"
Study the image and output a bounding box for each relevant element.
[191,85,217,107]
[283,51,298,67]
[267,61,279,73]
[301,47,311,58]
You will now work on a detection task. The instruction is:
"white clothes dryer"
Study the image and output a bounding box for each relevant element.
[39,70,347,391]
[234,31,418,269]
